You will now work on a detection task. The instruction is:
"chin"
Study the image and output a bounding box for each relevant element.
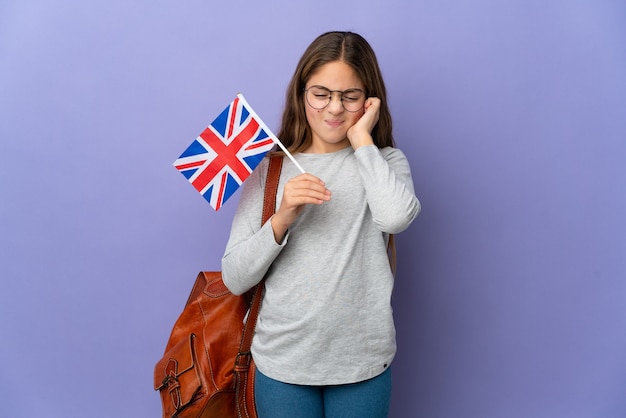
[326,132,349,143]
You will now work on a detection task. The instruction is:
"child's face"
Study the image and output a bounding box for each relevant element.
[303,61,365,153]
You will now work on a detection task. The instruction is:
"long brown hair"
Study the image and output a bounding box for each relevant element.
[277,31,394,153]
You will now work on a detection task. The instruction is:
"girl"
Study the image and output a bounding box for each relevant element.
[222,31,420,418]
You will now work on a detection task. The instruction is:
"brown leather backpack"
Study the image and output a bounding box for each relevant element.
[154,155,282,418]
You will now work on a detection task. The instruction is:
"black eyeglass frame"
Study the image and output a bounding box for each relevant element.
[303,85,367,113]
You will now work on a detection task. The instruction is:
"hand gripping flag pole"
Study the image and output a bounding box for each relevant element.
[173,93,305,211]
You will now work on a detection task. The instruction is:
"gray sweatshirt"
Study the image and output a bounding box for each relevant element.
[222,144,420,385]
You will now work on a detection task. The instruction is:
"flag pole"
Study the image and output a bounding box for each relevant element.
[237,93,306,174]
[271,137,306,174]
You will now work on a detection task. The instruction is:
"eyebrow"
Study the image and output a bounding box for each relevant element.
[308,85,364,92]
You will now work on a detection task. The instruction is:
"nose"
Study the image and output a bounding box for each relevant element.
[327,92,344,113]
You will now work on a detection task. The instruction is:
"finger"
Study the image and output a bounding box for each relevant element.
[285,184,331,203]
[364,98,381,115]
[286,175,330,194]
[289,173,326,186]
[288,179,329,194]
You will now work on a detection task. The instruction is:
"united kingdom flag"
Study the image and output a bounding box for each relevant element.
[173,94,278,210]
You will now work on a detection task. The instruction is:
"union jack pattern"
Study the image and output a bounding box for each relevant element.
[173,94,277,210]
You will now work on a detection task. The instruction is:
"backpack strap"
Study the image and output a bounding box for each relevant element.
[262,154,283,225]
[235,154,283,383]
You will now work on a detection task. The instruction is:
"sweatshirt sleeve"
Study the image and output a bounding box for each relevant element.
[221,160,288,295]
[354,145,421,233]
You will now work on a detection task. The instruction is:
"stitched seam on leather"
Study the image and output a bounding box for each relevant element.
[197,300,217,391]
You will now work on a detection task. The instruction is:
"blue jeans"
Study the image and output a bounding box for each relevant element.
[254,367,392,418]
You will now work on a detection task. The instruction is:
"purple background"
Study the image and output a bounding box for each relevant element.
[1,1,625,417]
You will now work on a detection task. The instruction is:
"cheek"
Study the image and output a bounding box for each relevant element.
[304,106,321,125]
[346,110,364,127]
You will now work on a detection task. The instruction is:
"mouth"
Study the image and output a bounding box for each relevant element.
[325,119,344,128]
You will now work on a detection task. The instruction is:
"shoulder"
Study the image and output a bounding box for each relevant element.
[237,156,271,204]
[356,145,409,164]
[380,146,408,160]
[248,155,273,188]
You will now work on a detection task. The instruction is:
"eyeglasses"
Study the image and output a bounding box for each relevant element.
[304,85,366,112]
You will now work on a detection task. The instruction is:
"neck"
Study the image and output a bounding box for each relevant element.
[304,140,351,154]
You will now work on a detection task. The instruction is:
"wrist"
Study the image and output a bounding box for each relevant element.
[349,132,374,150]
[270,214,290,244]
